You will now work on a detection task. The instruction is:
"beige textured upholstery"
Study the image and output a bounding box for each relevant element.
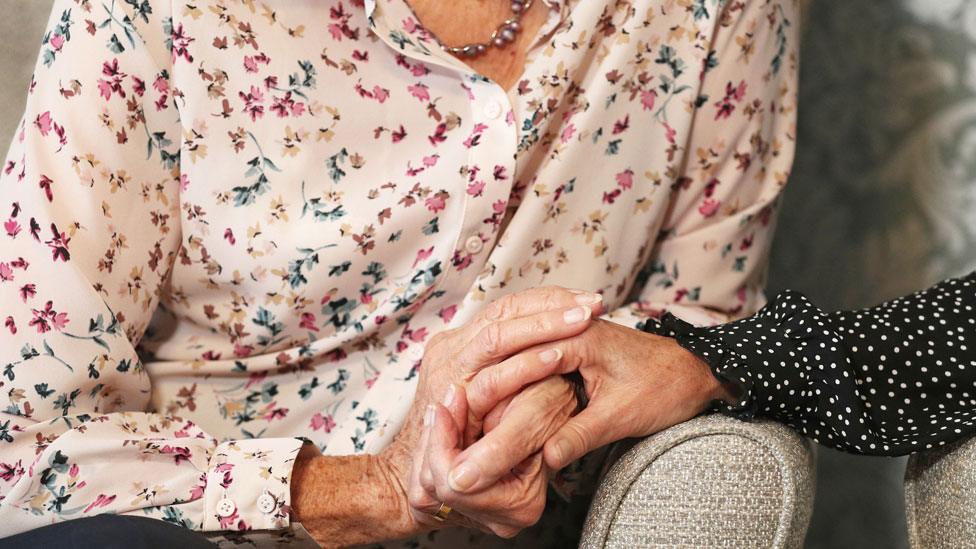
[581,415,816,548]
[905,437,976,548]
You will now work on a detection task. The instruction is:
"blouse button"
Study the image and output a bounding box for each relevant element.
[216,498,236,517]
[256,493,277,514]
[483,100,503,120]
[464,236,484,254]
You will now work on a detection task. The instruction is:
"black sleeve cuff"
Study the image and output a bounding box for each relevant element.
[640,290,827,422]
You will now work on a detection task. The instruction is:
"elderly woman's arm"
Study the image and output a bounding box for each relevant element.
[0,1,603,543]
[0,0,306,535]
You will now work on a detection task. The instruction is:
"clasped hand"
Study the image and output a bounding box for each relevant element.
[394,287,730,539]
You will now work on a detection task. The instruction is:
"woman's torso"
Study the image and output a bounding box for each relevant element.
[140,0,732,456]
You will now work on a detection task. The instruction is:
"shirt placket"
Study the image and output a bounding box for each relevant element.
[364,0,523,311]
[338,0,527,455]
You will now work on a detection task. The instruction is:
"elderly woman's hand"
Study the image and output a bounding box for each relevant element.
[374,286,603,536]
[433,319,734,495]
[540,319,735,470]
[408,379,577,538]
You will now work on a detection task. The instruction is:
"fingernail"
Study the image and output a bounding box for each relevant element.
[574,293,602,306]
[424,405,435,427]
[448,461,480,492]
[442,384,456,407]
[553,438,572,467]
[538,348,562,364]
[563,306,591,324]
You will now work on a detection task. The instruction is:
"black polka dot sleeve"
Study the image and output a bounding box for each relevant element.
[642,271,976,456]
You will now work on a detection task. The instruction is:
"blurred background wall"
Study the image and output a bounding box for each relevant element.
[769,1,976,546]
[2,0,975,547]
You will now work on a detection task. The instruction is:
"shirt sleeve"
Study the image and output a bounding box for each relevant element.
[644,271,976,456]
[0,1,302,536]
[604,0,800,331]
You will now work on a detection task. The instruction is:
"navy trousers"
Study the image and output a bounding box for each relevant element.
[1,516,216,549]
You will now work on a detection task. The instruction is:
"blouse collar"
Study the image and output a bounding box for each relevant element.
[363,0,571,78]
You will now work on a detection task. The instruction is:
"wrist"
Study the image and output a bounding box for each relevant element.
[377,442,424,539]
[289,443,321,523]
[666,336,738,410]
[289,446,420,546]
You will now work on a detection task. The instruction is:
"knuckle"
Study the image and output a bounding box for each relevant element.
[541,285,566,306]
[540,284,563,296]
[471,369,499,407]
[477,323,504,357]
[531,314,553,334]
[482,297,510,322]
[484,367,502,398]
[567,422,591,450]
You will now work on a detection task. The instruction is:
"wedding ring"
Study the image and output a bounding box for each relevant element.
[431,502,453,522]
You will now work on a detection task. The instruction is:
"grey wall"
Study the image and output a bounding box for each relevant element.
[0,0,50,146]
[4,0,975,547]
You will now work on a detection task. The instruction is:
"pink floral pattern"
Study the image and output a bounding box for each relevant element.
[0,0,798,539]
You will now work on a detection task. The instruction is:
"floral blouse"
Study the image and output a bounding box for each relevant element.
[0,0,798,538]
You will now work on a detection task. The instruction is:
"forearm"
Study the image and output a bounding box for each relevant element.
[290,445,419,547]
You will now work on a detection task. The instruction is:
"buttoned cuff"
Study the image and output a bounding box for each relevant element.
[202,438,305,531]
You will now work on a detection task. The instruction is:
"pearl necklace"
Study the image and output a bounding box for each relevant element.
[436,0,535,57]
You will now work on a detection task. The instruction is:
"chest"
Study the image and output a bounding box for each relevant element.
[160,0,707,336]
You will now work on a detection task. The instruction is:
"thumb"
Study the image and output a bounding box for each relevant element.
[543,404,618,470]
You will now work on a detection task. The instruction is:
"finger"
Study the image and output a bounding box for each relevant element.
[447,386,567,494]
[543,403,621,470]
[460,306,593,372]
[467,286,604,335]
[428,384,467,493]
[428,431,549,533]
[465,392,512,448]
[429,458,545,533]
[481,394,512,434]
[414,404,463,515]
[419,406,437,499]
[418,400,440,497]
[441,383,468,434]
[409,406,469,531]
[426,403,464,504]
[409,406,438,509]
[465,347,564,436]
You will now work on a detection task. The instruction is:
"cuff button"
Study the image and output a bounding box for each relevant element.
[257,493,277,514]
[216,498,236,517]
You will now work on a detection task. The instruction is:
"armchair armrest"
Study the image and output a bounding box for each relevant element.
[905,435,976,548]
[581,415,815,548]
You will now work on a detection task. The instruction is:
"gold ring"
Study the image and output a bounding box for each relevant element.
[431,502,453,522]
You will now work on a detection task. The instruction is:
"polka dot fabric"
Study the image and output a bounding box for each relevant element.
[643,271,976,456]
